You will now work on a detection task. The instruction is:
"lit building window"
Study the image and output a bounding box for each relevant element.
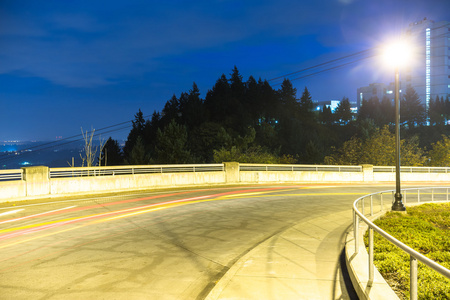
[425,28,431,111]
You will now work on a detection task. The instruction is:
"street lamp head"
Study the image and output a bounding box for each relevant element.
[383,40,412,69]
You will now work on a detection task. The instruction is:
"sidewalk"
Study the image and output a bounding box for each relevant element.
[205,210,357,300]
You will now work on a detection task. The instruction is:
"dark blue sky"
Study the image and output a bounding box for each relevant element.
[1,0,449,141]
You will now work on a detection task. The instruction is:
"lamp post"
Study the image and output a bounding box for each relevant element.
[392,66,406,211]
[383,41,410,211]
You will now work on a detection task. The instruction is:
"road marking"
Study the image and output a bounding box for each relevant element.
[0,187,369,249]
[0,209,24,217]
[0,206,77,225]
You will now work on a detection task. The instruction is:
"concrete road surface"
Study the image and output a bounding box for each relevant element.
[0,184,391,299]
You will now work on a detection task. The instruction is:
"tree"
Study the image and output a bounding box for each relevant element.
[278,79,298,118]
[213,145,281,164]
[428,135,450,166]
[358,96,384,125]
[143,110,161,153]
[101,137,123,166]
[334,97,352,124]
[429,95,445,125]
[179,82,205,128]
[161,95,180,128]
[324,136,362,165]
[299,87,313,116]
[304,140,322,164]
[80,127,97,167]
[319,105,333,125]
[204,74,231,123]
[229,66,245,99]
[127,136,149,165]
[155,120,191,164]
[123,109,146,162]
[401,87,426,128]
[189,122,232,163]
[324,126,426,166]
[379,96,394,125]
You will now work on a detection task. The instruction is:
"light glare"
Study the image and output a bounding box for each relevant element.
[383,41,412,68]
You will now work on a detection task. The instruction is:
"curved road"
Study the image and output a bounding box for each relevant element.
[0,184,390,299]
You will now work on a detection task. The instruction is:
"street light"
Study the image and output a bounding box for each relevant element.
[383,41,412,212]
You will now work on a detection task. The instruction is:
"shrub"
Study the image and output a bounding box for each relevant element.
[364,203,450,299]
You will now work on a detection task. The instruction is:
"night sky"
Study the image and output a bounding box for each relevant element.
[1,0,449,141]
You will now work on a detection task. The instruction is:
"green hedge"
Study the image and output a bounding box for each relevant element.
[364,203,450,299]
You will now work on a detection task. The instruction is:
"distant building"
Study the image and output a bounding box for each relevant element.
[404,18,450,110]
[357,18,450,110]
[314,99,358,114]
[357,83,386,107]
[314,100,340,113]
[357,82,404,107]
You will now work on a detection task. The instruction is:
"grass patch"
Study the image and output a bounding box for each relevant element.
[364,202,450,299]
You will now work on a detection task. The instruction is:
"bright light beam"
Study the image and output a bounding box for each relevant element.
[382,40,412,68]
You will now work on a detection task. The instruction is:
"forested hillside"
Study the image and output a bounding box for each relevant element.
[101,67,450,167]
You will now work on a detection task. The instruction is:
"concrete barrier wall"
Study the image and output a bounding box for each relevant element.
[374,172,450,182]
[240,171,364,183]
[50,171,227,195]
[0,180,27,200]
[2,163,450,202]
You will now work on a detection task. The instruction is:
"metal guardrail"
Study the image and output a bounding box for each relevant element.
[0,169,23,181]
[49,164,225,178]
[239,163,362,172]
[353,187,450,300]
[373,166,450,173]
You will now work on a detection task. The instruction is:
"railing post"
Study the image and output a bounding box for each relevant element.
[370,195,373,216]
[355,213,359,254]
[410,256,418,300]
[381,193,383,212]
[362,199,365,216]
[369,228,374,285]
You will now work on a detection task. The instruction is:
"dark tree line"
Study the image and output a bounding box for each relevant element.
[100,67,450,167]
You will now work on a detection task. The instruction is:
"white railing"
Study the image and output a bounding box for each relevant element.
[353,187,450,300]
[240,163,362,172]
[0,169,23,181]
[48,164,224,178]
[3,164,450,181]
[373,166,450,173]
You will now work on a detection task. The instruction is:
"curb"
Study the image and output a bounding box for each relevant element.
[344,212,399,300]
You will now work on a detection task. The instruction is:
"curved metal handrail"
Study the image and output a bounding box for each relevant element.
[352,187,450,300]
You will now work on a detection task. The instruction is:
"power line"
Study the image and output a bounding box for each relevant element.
[289,53,377,83]
[269,50,377,86]
[0,114,153,165]
[0,124,132,165]
[0,114,152,158]
[268,22,449,86]
[267,48,375,82]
